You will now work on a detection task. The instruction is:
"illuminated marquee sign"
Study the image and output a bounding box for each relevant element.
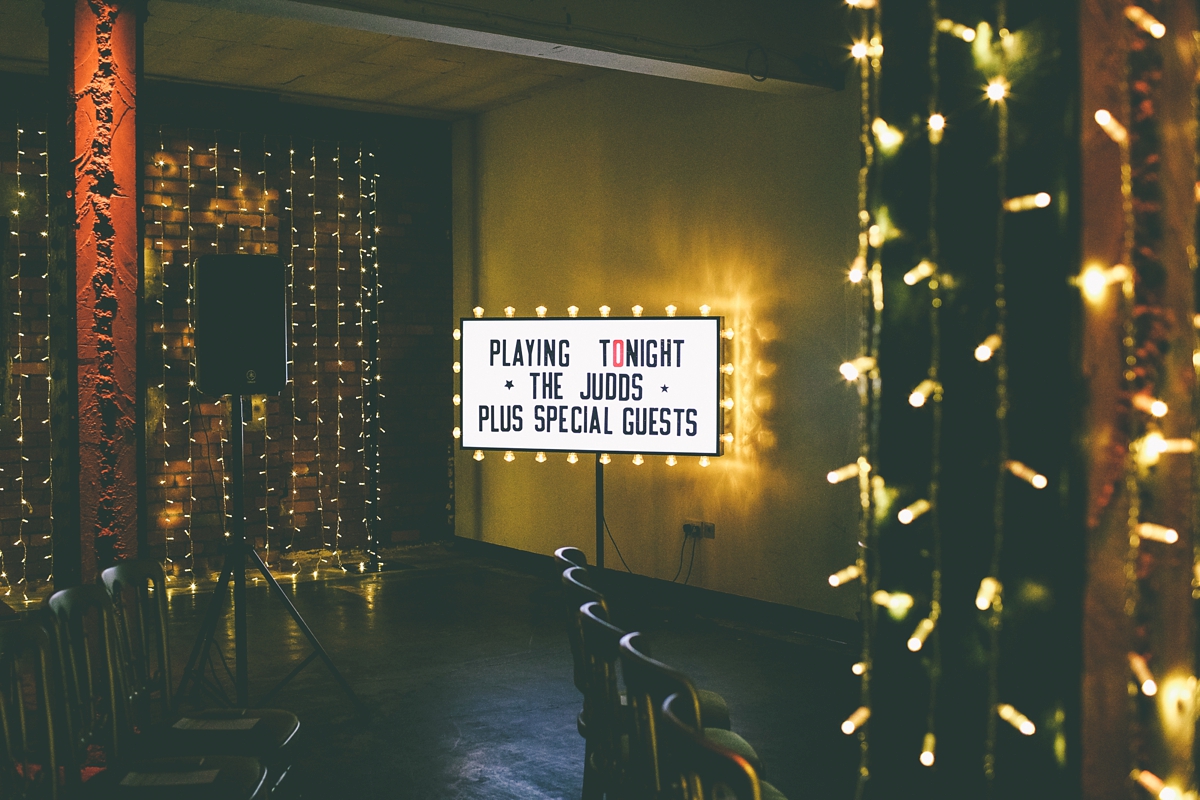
[460,317,723,456]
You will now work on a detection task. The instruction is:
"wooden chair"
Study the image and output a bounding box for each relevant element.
[100,561,299,788]
[0,615,267,799]
[619,631,760,800]
[660,693,787,800]
[554,546,589,571]
[577,601,630,799]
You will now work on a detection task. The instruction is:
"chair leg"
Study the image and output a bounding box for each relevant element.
[582,738,603,800]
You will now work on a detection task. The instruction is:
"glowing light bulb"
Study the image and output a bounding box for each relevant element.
[721,398,734,410]
[451,427,461,439]
[1006,460,1048,489]
[631,454,644,466]
[1094,109,1129,143]
[849,256,866,283]
[599,453,611,465]
[567,452,579,464]
[1075,263,1131,303]
[907,617,935,651]
[666,304,677,317]
[535,451,547,463]
[976,576,1002,610]
[898,499,931,525]
[986,78,1009,102]
[721,328,735,340]
[1132,394,1168,417]
[851,41,868,59]
[666,455,678,466]
[846,0,876,7]
[909,379,939,408]
[975,333,1002,362]
[827,461,864,484]
[568,305,579,318]
[473,450,485,461]
[452,394,461,406]
[503,450,515,462]
[928,113,945,144]
[937,18,975,41]
[1124,5,1165,37]
[599,305,610,318]
[1129,653,1158,696]
[1003,193,1052,212]
[453,328,461,340]
[1137,522,1179,544]
[851,661,866,675]
[699,456,711,467]
[535,305,547,318]
[840,356,877,381]
[1133,770,1166,796]
[841,706,870,735]
[829,564,862,587]
[997,703,1035,735]
[920,732,936,766]
[721,363,734,375]
[871,118,903,152]
[504,306,516,318]
[632,305,643,317]
[699,304,712,317]
[472,306,484,318]
[871,590,914,612]
[452,362,461,373]
[904,260,936,286]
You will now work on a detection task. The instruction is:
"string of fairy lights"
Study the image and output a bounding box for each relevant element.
[155,128,172,577]
[13,124,26,601]
[334,146,345,573]
[310,142,328,578]
[260,136,273,566]
[184,135,198,588]
[40,126,52,585]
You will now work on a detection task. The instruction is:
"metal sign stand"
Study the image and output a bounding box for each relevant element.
[595,453,605,569]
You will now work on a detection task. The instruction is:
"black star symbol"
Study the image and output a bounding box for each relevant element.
[661,385,669,393]
[504,380,514,389]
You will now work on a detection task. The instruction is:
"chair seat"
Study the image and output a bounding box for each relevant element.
[82,755,266,799]
[697,689,731,730]
[702,727,761,775]
[137,708,299,761]
[761,779,788,800]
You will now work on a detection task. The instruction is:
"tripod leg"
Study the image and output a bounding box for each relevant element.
[249,550,365,714]
[176,556,235,707]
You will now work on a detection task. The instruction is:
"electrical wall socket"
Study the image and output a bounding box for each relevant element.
[683,520,715,539]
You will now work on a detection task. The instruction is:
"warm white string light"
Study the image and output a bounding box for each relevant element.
[286,139,301,574]
[333,146,346,572]
[260,138,273,567]
[357,145,372,570]
[1124,5,1165,38]
[212,137,230,542]
[369,154,384,558]
[40,127,52,583]
[183,135,197,588]
[155,129,172,577]
[12,124,26,598]
[311,142,328,579]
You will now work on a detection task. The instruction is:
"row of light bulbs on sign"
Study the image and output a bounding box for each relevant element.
[451,304,735,467]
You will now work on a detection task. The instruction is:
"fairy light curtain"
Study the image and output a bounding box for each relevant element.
[145,129,384,581]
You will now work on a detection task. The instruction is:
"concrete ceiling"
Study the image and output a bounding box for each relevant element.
[0,0,604,118]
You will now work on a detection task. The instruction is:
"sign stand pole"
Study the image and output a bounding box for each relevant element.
[595,452,605,569]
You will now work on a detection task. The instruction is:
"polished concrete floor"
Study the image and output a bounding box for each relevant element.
[164,543,860,799]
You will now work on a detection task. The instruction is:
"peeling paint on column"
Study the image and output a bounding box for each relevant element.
[74,0,137,575]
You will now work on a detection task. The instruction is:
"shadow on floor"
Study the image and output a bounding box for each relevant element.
[165,543,860,799]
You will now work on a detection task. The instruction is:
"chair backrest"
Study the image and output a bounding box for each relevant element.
[661,693,761,800]
[554,546,589,571]
[619,631,705,799]
[0,617,65,800]
[46,585,127,763]
[101,560,173,724]
[578,601,627,794]
[561,567,609,694]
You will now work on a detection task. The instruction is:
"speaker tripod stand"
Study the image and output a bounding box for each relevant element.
[177,395,363,713]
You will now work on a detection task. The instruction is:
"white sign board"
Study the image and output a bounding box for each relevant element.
[460,317,722,455]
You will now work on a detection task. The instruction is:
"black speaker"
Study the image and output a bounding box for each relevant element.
[194,254,288,396]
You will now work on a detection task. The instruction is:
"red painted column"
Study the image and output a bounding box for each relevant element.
[71,0,140,576]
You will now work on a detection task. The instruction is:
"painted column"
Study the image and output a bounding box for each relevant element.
[45,0,142,583]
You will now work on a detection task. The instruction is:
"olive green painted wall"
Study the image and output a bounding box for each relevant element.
[452,69,860,618]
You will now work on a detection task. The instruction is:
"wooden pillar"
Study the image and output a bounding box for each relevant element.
[43,0,142,585]
[1080,0,1196,795]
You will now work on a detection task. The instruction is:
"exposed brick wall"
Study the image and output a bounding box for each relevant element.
[1,79,452,588]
